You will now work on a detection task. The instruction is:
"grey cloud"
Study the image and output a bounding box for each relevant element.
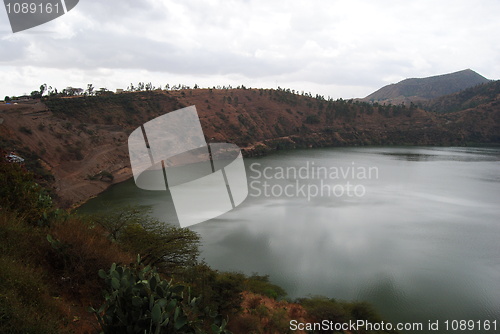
[0,37,27,62]
[0,0,499,97]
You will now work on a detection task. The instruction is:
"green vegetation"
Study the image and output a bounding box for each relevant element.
[65,142,84,160]
[0,159,59,226]
[0,137,55,184]
[298,296,398,334]
[305,114,321,124]
[90,206,200,274]
[425,80,500,113]
[19,83,496,160]
[243,274,287,299]
[90,258,230,334]
[19,125,33,135]
[43,90,177,127]
[0,213,68,334]
[0,149,401,334]
[0,85,417,332]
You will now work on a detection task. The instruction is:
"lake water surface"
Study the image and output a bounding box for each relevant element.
[80,147,500,332]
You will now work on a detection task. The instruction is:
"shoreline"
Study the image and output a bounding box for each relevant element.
[70,142,499,211]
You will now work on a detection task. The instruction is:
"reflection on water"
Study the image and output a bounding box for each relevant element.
[79,147,500,332]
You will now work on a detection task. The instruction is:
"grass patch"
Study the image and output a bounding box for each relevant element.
[0,213,68,333]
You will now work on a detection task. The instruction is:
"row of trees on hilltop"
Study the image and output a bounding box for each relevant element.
[6,81,421,120]
[5,83,96,101]
[5,81,334,102]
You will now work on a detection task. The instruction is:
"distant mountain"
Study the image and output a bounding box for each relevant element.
[423,80,500,113]
[363,69,490,105]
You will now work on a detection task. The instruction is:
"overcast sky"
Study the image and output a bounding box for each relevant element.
[1,0,499,99]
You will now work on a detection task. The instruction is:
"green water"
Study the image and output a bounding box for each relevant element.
[79,147,500,333]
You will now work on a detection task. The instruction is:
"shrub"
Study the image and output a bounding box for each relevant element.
[216,111,228,121]
[46,217,133,298]
[305,114,320,124]
[90,258,230,334]
[298,296,349,326]
[237,114,250,126]
[247,296,262,310]
[19,126,33,135]
[65,144,84,160]
[0,211,52,271]
[119,222,200,274]
[211,272,245,316]
[0,212,70,333]
[226,315,260,334]
[244,274,287,300]
[181,266,245,318]
[0,159,56,226]
[297,296,399,334]
[0,257,66,333]
[267,309,291,333]
[89,206,200,274]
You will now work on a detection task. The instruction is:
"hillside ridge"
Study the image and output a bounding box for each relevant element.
[423,79,500,113]
[363,69,490,105]
[1,87,499,207]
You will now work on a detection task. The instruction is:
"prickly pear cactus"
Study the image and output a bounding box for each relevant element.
[90,256,230,334]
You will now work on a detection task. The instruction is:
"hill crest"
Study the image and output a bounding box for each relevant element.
[1,87,499,207]
[363,69,490,104]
